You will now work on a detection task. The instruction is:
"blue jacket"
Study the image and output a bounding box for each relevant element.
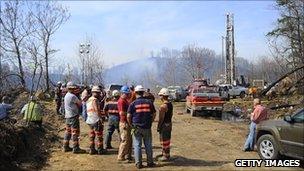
[127,97,156,129]
[0,103,13,120]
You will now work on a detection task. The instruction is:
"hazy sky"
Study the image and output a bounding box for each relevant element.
[52,1,279,69]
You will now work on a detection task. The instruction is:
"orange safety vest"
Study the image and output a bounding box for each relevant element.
[86,96,100,124]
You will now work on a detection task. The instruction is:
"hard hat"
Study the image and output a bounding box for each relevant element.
[120,85,130,94]
[135,85,145,92]
[112,90,120,97]
[158,88,170,96]
[91,86,101,93]
[57,81,62,85]
[67,81,77,89]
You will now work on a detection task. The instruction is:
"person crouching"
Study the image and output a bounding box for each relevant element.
[86,86,107,155]
[21,96,43,128]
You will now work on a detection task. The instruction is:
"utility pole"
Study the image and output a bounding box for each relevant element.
[221,36,225,77]
[225,13,236,85]
[79,43,90,85]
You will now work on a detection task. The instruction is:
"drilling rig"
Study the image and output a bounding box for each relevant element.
[225,13,236,85]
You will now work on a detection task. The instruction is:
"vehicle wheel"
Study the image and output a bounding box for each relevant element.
[216,110,222,117]
[257,134,280,159]
[240,91,245,99]
[190,109,197,117]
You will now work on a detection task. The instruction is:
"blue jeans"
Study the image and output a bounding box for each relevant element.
[105,115,120,147]
[132,127,153,165]
[244,122,256,150]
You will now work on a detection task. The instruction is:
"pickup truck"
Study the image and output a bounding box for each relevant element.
[105,84,123,99]
[185,87,225,117]
[218,84,248,99]
[167,86,187,102]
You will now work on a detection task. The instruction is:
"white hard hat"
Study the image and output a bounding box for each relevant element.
[91,86,101,93]
[135,85,145,92]
[67,81,77,89]
[57,81,62,85]
[158,88,170,96]
[112,90,120,97]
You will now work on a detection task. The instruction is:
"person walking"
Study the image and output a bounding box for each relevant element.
[86,86,107,155]
[127,85,156,169]
[157,88,173,161]
[243,98,268,151]
[117,85,132,162]
[55,81,62,115]
[104,90,121,149]
[62,81,86,153]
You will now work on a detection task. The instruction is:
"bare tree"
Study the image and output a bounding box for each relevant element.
[0,1,34,87]
[160,48,180,86]
[30,1,70,92]
[78,37,105,86]
[24,36,44,95]
[181,44,216,80]
[267,0,304,74]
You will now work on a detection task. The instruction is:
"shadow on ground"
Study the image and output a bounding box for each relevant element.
[156,155,231,167]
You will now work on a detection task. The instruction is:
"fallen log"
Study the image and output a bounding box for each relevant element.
[260,65,304,96]
[269,104,298,110]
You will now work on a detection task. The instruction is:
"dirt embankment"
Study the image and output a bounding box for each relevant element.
[0,92,63,170]
[223,95,304,121]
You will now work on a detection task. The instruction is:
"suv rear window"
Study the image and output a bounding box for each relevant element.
[109,85,123,91]
[293,110,304,123]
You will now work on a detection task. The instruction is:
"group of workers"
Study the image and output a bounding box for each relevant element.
[54,81,173,169]
[0,80,269,169]
[0,95,44,127]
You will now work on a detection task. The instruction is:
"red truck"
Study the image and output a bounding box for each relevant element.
[185,86,225,117]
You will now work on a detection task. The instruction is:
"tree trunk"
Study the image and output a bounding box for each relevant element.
[260,64,304,96]
[16,46,26,88]
[45,35,50,92]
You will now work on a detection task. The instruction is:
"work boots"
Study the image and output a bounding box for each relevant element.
[89,148,98,155]
[97,148,107,155]
[72,146,86,154]
[62,145,73,152]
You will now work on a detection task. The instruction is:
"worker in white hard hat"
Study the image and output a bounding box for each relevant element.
[86,86,107,155]
[157,88,173,161]
[104,90,121,149]
[127,85,156,169]
[63,81,85,154]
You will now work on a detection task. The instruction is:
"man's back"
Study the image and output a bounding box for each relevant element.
[128,97,156,129]
[64,92,80,118]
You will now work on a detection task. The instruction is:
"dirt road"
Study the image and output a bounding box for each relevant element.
[43,102,299,170]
